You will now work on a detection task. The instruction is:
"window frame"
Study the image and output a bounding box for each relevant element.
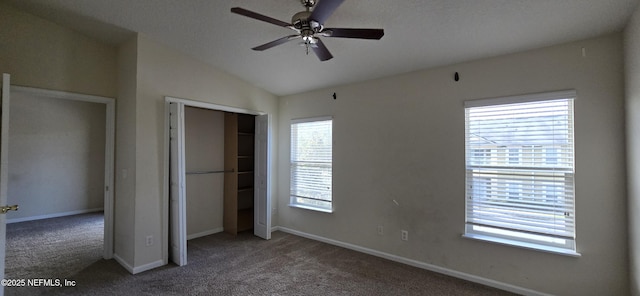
[289,116,334,213]
[462,90,580,257]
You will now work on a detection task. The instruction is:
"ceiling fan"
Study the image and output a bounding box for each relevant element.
[231,0,384,61]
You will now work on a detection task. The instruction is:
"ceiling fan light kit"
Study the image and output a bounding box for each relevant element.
[231,0,384,61]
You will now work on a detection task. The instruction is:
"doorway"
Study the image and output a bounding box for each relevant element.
[6,91,107,282]
[163,97,271,267]
[0,83,114,289]
[5,86,115,259]
[7,90,105,221]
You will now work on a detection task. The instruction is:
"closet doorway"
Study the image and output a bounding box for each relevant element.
[164,97,271,267]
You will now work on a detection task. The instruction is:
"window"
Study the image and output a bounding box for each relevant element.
[508,148,520,164]
[290,117,333,212]
[464,91,577,255]
[472,149,491,165]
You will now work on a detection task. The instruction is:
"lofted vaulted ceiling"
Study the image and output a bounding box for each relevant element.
[4,0,639,96]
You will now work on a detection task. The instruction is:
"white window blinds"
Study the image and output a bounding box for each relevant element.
[464,92,576,252]
[290,117,332,211]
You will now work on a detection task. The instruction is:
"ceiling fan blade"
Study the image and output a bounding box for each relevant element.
[231,7,291,27]
[323,28,384,40]
[309,0,345,24]
[311,38,333,61]
[252,35,301,51]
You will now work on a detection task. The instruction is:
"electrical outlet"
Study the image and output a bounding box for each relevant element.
[401,230,408,241]
[377,225,384,236]
[146,235,153,246]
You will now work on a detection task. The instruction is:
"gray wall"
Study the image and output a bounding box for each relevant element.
[184,106,224,239]
[114,35,138,265]
[625,3,640,295]
[123,34,279,269]
[7,91,106,221]
[278,33,627,296]
[0,1,117,98]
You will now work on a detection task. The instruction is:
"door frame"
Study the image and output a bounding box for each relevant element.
[1,74,11,296]
[162,96,271,265]
[6,85,115,259]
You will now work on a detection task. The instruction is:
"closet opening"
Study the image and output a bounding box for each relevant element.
[164,98,270,267]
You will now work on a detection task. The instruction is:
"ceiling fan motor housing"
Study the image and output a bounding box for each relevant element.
[292,11,312,29]
[292,10,323,44]
[292,11,323,35]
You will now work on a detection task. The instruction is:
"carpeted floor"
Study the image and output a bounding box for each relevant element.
[4,214,516,296]
[4,212,104,296]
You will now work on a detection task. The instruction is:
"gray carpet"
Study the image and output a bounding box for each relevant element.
[4,214,516,296]
[5,212,104,296]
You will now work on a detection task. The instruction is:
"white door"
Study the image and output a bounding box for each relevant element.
[0,74,12,296]
[254,114,271,239]
[169,102,187,266]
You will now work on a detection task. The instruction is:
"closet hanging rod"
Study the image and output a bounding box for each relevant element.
[186,169,234,175]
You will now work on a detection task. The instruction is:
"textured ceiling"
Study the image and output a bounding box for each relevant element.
[4,0,639,96]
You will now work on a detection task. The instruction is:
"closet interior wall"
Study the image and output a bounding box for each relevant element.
[184,106,224,239]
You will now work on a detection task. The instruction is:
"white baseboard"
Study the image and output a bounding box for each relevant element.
[187,227,223,240]
[114,253,165,275]
[113,253,134,274]
[132,259,165,275]
[276,226,549,296]
[7,208,104,224]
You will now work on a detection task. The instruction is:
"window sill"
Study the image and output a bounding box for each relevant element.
[462,233,581,257]
[288,203,333,213]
